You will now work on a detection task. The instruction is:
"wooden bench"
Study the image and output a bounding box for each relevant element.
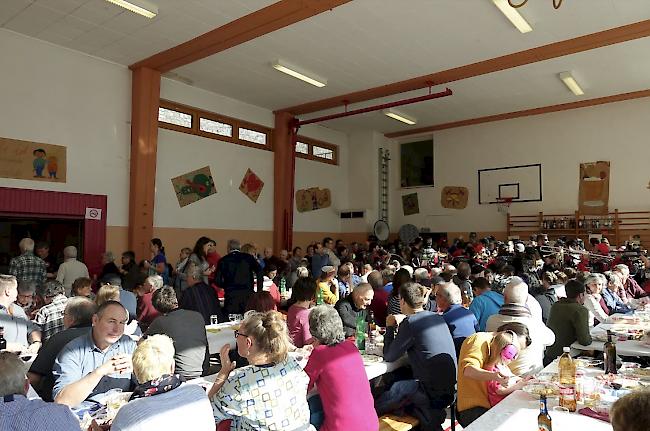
[378,414,420,431]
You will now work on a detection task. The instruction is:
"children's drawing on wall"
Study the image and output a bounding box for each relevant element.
[0,137,67,182]
[402,192,420,216]
[295,187,332,212]
[239,168,264,203]
[171,166,216,207]
[441,186,469,209]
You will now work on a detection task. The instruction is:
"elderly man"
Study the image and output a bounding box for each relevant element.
[486,277,555,376]
[53,300,137,407]
[56,246,89,296]
[0,352,79,430]
[457,322,532,427]
[181,263,222,324]
[33,280,68,341]
[614,263,649,300]
[146,286,210,379]
[436,282,478,356]
[215,239,263,315]
[378,282,457,430]
[15,280,37,315]
[335,282,374,337]
[0,274,42,353]
[28,297,96,401]
[9,238,46,285]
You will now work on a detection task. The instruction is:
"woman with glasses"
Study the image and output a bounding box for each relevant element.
[208,311,310,431]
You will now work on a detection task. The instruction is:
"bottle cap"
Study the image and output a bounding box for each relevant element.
[563,346,570,353]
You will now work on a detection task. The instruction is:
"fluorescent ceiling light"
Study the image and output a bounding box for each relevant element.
[271,60,327,88]
[383,109,417,125]
[559,72,584,95]
[493,0,533,33]
[105,0,158,18]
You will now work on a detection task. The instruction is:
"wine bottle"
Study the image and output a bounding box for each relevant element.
[604,330,617,374]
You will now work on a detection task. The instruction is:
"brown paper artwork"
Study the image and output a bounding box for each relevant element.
[579,161,610,215]
[441,186,469,209]
[296,187,332,212]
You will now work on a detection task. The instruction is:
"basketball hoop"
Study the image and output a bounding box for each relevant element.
[496,197,513,214]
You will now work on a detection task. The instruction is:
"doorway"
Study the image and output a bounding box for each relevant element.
[0,216,84,274]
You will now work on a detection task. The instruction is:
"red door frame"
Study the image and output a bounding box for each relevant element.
[0,187,107,275]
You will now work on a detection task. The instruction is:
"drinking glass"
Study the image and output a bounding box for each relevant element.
[229,314,243,323]
[553,406,570,413]
[210,315,219,325]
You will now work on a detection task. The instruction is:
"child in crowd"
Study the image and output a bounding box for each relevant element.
[484,331,532,406]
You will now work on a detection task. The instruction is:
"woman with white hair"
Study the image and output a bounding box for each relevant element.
[209,311,310,430]
[583,273,610,326]
[304,305,378,431]
[111,334,214,431]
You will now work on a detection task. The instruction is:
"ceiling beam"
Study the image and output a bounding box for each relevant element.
[384,89,650,139]
[130,0,352,73]
[281,19,650,116]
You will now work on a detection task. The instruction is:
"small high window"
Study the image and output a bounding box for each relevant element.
[158,107,192,128]
[199,118,233,137]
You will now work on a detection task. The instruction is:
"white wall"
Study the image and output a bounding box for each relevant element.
[389,98,650,233]
[157,79,350,232]
[0,30,131,226]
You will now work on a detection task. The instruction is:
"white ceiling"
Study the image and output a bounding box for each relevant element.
[3,0,650,134]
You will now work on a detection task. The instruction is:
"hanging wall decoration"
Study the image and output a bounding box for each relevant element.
[171,166,216,207]
[402,193,420,216]
[296,187,332,212]
[0,137,67,182]
[579,161,610,215]
[441,186,469,209]
[239,168,264,203]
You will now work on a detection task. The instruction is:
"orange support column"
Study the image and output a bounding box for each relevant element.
[128,67,161,261]
[272,111,296,254]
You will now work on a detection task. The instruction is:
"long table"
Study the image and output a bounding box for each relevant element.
[571,322,650,357]
[205,322,408,381]
[464,361,612,431]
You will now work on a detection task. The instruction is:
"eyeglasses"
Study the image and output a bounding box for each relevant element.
[234,330,248,338]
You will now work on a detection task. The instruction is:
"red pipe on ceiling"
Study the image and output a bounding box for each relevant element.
[295,87,452,126]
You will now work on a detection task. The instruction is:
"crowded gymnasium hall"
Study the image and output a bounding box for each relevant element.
[1,1,650,430]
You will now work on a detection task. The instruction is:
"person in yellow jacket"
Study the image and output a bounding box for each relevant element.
[317,266,339,305]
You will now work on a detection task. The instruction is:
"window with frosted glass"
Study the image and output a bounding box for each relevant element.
[295,141,309,154]
[199,117,233,137]
[158,107,192,128]
[312,145,334,160]
[238,127,267,145]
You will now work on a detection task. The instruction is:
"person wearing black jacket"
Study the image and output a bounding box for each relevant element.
[334,283,374,337]
[215,239,263,315]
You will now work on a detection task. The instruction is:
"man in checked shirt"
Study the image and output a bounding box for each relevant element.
[8,238,46,285]
[34,280,68,341]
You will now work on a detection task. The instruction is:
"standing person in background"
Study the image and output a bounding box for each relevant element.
[311,242,329,277]
[215,239,263,315]
[56,246,89,297]
[206,239,221,288]
[35,241,58,279]
[9,238,46,285]
[323,237,340,270]
[119,251,139,292]
[179,237,215,294]
[144,238,169,285]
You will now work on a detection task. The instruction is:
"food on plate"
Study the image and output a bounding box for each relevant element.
[522,382,559,398]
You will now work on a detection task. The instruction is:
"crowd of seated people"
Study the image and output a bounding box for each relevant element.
[1,231,649,430]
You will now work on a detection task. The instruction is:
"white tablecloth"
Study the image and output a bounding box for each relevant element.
[571,322,650,357]
[464,361,612,431]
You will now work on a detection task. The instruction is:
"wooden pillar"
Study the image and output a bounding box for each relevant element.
[272,111,296,254]
[128,67,161,261]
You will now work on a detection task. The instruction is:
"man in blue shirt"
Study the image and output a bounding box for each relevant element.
[436,282,479,356]
[468,277,504,331]
[53,300,137,407]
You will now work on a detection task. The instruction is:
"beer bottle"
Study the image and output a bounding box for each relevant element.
[537,395,552,431]
[604,330,617,374]
[355,314,366,351]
